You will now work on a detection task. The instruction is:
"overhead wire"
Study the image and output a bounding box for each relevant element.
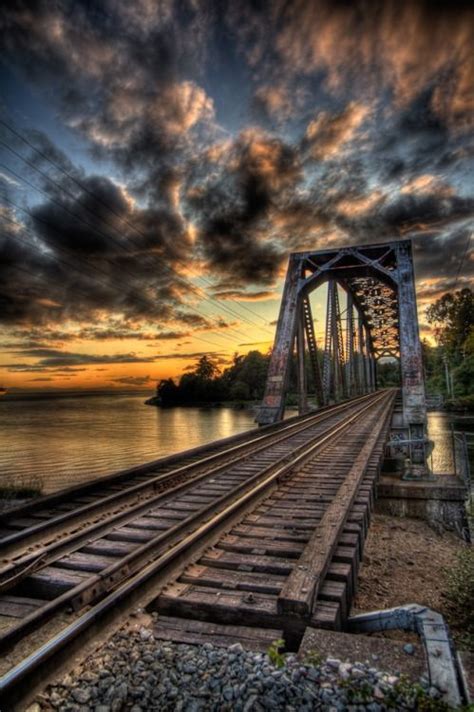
[0,197,244,351]
[0,163,256,346]
[0,156,252,343]
[0,116,275,334]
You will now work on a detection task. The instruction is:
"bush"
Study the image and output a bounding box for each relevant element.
[443,547,474,651]
[444,395,474,412]
[0,473,43,500]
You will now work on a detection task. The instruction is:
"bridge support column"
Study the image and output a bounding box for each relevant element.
[296,310,308,414]
[257,254,301,424]
[395,242,428,468]
[345,294,354,397]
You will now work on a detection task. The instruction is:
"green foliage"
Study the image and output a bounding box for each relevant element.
[424,289,474,400]
[445,394,474,411]
[385,676,452,711]
[154,350,271,405]
[194,355,221,380]
[0,473,43,500]
[426,288,474,365]
[267,638,285,668]
[304,649,323,667]
[229,380,250,401]
[443,547,474,651]
[377,359,401,387]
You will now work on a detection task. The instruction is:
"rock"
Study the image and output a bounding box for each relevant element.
[403,643,415,655]
[367,704,382,712]
[139,628,153,641]
[306,668,319,682]
[325,657,340,669]
[373,685,385,700]
[222,685,234,701]
[71,688,91,704]
[228,643,244,654]
[243,695,258,712]
[338,663,352,680]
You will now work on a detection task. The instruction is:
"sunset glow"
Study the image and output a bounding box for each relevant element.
[0,1,472,392]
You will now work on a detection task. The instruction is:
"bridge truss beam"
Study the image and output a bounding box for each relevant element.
[257,240,427,468]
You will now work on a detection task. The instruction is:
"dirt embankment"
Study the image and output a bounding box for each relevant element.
[353,513,466,619]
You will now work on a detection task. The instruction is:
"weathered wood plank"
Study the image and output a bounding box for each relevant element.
[25,566,91,598]
[154,615,283,650]
[180,564,285,595]
[218,535,304,558]
[57,552,117,573]
[200,549,294,575]
[157,583,280,626]
[278,403,389,616]
[0,595,47,619]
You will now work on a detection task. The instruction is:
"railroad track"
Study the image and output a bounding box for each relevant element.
[0,389,396,710]
[0,392,380,561]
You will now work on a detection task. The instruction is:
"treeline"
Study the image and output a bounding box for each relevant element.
[154,348,401,407]
[153,288,473,409]
[155,351,271,405]
[423,287,474,408]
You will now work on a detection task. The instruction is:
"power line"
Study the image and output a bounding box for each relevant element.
[0,164,252,344]
[0,198,244,350]
[0,244,233,354]
[0,116,275,333]
[454,230,472,288]
[0,155,256,343]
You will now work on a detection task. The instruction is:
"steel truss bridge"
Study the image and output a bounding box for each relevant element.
[257,240,427,466]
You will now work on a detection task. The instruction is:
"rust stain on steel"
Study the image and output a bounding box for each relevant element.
[257,239,427,466]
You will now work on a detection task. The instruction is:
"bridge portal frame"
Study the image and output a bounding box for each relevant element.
[257,239,427,467]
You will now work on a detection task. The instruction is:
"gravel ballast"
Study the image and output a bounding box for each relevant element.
[32,625,449,711]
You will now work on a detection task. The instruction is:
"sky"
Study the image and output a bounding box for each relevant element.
[0,0,473,392]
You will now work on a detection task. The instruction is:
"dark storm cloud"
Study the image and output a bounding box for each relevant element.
[0,0,472,347]
[211,289,277,301]
[76,328,191,341]
[187,129,302,284]
[5,348,157,370]
[153,351,224,361]
[111,375,151,386]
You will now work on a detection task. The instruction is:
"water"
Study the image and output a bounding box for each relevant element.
[0,395,256,494]
[428,411,474,475]
[0,395,472,495]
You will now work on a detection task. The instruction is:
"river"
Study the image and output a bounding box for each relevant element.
[0,394,472,495]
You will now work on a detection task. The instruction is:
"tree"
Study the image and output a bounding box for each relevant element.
[194,355,221,380]
[426,288,474,364]
[156,378,181,405]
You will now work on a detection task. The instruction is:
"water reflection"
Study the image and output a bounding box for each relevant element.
[427,411,474,474]
[0,395,472,495]
[0,396,256,494]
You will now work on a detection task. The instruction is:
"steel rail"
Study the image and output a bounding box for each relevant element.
[0,390,395,710]
[0,392,392,657]
[0,398,345,524]
[0,396,366,586]
[0,391,380,559]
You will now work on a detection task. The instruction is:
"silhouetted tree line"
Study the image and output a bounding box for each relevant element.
[153,289,474,409]
[423,287,474,407]
[155,351,271,406]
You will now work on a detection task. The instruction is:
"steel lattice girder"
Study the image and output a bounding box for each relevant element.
[257,240,426,450]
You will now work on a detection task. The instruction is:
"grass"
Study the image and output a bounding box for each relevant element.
[0,473,43,501]
[267,638,285,668]
[442,547,474,652]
